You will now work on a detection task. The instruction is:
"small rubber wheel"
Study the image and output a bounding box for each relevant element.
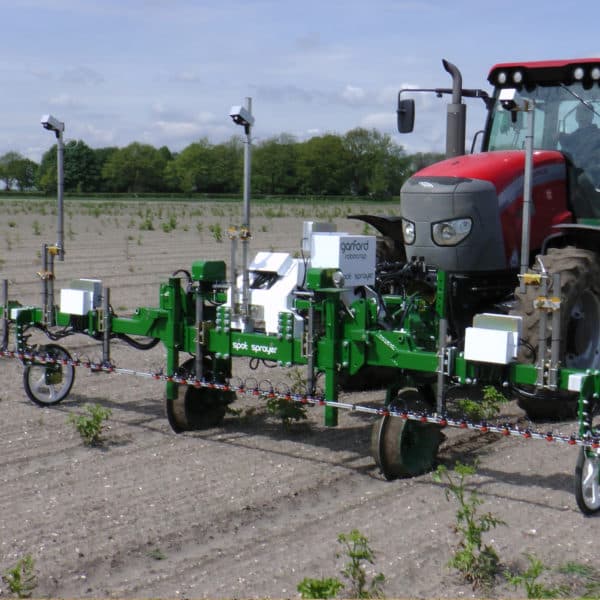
[166,358,235,433]
[370,387,444,479]
[575,447,600,515]
[167,386,234,432]
[23,344,75,406]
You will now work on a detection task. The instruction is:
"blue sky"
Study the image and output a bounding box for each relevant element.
[2,0,599,162]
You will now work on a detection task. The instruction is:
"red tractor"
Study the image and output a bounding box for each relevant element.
[358,58,600,419]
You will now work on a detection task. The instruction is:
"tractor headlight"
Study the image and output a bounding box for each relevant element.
[402,219,416,245]
[431,218,472,246]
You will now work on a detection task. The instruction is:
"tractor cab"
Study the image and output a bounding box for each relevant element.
[484,60,600,219]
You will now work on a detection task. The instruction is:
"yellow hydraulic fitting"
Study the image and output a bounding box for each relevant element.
[520,273,542,285]
[36,270,54,280]
[534,296,561,311]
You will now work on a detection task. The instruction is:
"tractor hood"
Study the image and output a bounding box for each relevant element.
[400,150,568,272]
[413,150,565,202]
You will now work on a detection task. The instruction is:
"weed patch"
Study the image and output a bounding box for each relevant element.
[433,461,504,589]
[298,529,385,599]
[2,554,37,598]
[68,403,112,446]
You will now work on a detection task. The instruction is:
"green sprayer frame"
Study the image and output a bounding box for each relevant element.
[1,257,600,513]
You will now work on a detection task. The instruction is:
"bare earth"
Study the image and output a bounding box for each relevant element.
[0,199,597,599]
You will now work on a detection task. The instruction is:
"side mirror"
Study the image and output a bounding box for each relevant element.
[397,98,415,133]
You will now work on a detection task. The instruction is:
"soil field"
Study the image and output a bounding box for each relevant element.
[0,198,598,599]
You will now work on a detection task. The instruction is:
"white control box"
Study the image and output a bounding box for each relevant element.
[310,233,376,287]
[301,221,337,255]
[568,373,585,392]
[60,288,93,316]
[464,327,516,365]
[72,278,102,308]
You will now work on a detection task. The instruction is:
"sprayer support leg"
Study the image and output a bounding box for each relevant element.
[324,367,338,427]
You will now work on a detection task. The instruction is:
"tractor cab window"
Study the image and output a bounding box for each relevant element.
[486,82,600,218]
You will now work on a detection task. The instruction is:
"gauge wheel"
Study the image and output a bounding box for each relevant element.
[512,246,600,420]
[166,358,235,432]
[23,344,75,406]
[370,387,444,479]
[575,447,600,515]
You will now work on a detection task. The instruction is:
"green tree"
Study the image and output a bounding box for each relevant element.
[296,134,351,195]
[168,137,242,194]
[167,138,213,193]
[93,146,119,191]
[0,152,38,191]
[65,140,101,192]
[101,142,169,193]
[253,133,298,194]
[343,127,409,197]
[38,140,102,193]
[408,151,446,173]
[12,157,38,190]
[209,138,243,193]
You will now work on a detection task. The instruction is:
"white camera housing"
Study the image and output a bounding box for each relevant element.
[40,114,65,133]
[498,88,519,111]
[229,105,255,128]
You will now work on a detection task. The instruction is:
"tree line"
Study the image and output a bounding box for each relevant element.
[0,128,444,198]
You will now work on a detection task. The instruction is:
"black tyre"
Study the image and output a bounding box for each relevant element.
[575,447,600,515]
[370,387,444,479]
[512,247,600,420]
[23,344,75,406]
[166,358,235,433]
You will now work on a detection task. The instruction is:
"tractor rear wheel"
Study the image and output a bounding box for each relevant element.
[166,358,236,432]
[512,246,600,420]
[370,387,444,479]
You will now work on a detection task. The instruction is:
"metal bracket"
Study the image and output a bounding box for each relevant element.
[532,272,562,390]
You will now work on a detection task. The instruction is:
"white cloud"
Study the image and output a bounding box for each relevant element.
[78,124,117,146]
[49,93,84,109]
[61,65,104,85]
[361,112,394,130]
[154,120,205,138]
[340,85,367,104]
[295,32,321,51]
[171,71,203,83]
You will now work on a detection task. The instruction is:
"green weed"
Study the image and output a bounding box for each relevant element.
[68,403,112,446]
[433,461,504,589]
[266,396,307,428]
[297,577,343,599]
[161,214,177,233]
[298,529,385,599]
[456,385,508,421]
[209,223,223,242]
[2,554,37,598]
[505,554,567,598]
[147,548,166,561]
[338,530,385,598]
[139,216,154,231]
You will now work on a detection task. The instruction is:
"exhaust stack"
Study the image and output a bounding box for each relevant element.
[442,59,466,157]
